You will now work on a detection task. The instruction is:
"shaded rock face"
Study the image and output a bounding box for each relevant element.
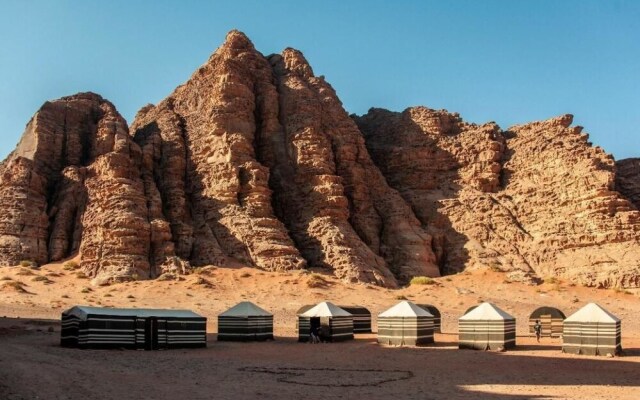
[0,93,152,282]
[357,110,640,288]
[1,30,639,288]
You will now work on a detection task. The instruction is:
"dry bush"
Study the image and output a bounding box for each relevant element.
[239,272,252,278]
[410,276,435,285]
[15,268,35,276]
[2,280,27,293]
[19,260,37,269]
[306,273,328,288]
[75,271,88,279]
[80,287,92,293]
[63,261,80,271]
[32,276,52,284]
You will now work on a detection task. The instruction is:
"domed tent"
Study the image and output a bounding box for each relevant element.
[297,304,371,333]
[417,304,442,332]
[60,306,206,350]
[529,306,566,338]
[298,302,353,342]
[378,301,434,346]
[562,303,621,356]
[459,302,516,350]
[338,306,371,333]
[217,301,274,341]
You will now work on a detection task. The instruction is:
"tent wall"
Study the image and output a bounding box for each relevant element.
[528,316,564,337]
[218,315,274,341]
[338,306,371,333]
[60,313,81,347]
[378,316,434,346]
[562,321,621,356]
[529,307,565,337]
[459,319,516,350]
[298,316,354,342]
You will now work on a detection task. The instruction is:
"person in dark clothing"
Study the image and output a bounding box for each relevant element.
[309,325,320,344]
[534,319,542,342]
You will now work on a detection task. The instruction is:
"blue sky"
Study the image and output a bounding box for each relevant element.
[0,0,638,160]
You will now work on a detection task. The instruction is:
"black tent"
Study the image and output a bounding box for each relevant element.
[298,304,371,334]
[218,301,274,341]
[529,306,566,338]
[61,306,206,350]
[417,304,442,332]
[298,302,354,342]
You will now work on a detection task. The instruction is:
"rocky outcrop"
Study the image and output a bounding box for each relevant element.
[0,93,153,282]
[0,30,639,288]
[616,158,640,210]
[357,110,640,288]
[130,31,438,286]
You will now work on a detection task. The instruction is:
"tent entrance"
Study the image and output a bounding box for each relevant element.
[320,317,331,341]
[144,317,159,350]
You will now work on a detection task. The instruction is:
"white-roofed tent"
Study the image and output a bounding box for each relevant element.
[298,302,354,342]
[297,304,371,333]
[60,306,206,350]
[459,302,516,350]
[378,301,434,346]
[217,301,274,341]
[562,303,621,356]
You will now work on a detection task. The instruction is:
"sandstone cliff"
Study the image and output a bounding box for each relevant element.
[0,93,152,282]
[0,30,638,288]
[356,109,640,288]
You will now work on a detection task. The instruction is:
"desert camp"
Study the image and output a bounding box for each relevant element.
[297,302,354,342]
[562,303,622,356]
[217,301,274,341]
[60,306,207,350]
[459,302,516,350]
[378,301,434,346]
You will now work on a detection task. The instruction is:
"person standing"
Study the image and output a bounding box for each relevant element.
[534,319,542,343]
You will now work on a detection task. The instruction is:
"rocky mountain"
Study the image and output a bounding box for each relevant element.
[0,30,638,288]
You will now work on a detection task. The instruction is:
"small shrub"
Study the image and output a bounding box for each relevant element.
[239,272,251,278]
[103,293,113,298]
[63,261,80,271]
[489,264,502,273]
[16,268,35,276]
[410,276,435,285]
[126,294,135,299]
[19,260,37,269]
[306,273,328,288]
[75,271,88,279]
[31,276,51,283]
[2,280,27,293]
[61,294,69,299]
[1,276,12,281]
[624,290,633,295]
[80,287,92,294]
[194,277,212,286]
[395,295,408,300]
[544,277,558,284]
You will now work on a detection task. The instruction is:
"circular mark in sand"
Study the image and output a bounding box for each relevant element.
[238,366,413,387]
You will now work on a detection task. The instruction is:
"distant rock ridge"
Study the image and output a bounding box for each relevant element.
[0,30,638,288]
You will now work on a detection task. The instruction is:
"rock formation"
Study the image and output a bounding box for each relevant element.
[0,30,638,288]
[356,110,640,288]
[0,93,152,282]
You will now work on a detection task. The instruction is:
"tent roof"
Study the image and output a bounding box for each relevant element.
[459,302,514,321]
[564,303,620,323]
[219,301,272,317]
[300,302,351,317]
[529,306,566,319]
[63,305,204,319]
[379,301,434,317]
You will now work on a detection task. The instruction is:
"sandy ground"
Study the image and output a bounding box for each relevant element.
[1,262,639,399]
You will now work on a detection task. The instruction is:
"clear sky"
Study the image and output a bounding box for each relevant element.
[0,0,638,160]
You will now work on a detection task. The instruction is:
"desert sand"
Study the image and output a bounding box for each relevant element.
[1,262,639,399]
